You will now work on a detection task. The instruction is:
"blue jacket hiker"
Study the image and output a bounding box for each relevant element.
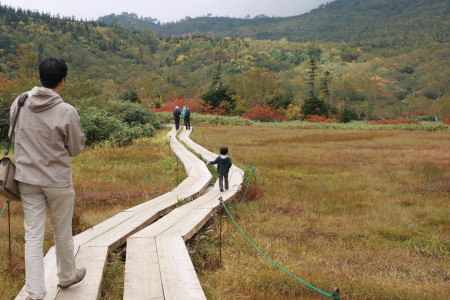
[173,106,181,130]
[206,147,232,192]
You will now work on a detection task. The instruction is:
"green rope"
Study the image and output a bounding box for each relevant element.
[0,200,9,218]
[76,174,152,195]
[229,164,255,208]
[218,197,340,299]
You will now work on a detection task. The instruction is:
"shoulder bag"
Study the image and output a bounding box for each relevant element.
[0,92,28,201]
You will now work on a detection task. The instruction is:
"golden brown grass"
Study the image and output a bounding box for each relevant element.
[0,129,180,299]
[190,126,449,300]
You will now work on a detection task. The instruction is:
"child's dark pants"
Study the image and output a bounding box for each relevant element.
[218,171,229,191]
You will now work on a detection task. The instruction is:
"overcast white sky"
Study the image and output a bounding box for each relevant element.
[0,0,331,23]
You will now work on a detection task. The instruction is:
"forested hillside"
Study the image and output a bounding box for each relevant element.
[0,0,449,124]
[98,0,449,44]
[98,12,281,37]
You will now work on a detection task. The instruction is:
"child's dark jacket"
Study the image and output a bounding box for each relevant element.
[209,155,232,174]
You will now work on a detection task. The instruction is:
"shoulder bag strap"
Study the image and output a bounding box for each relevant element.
[5,92,28,156]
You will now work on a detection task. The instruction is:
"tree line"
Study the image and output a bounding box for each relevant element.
[0,1,449,126]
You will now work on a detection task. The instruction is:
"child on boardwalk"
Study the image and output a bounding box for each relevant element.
[206,147,232,192]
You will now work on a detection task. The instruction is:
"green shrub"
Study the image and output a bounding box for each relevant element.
[301,97,329,117]
[105,100,162,128]
[413,115,436,122]
[120,91,140,103]
[78,107,123,145]
[0,99,12,142]
[74,98,163,146]
[110,123,155,146]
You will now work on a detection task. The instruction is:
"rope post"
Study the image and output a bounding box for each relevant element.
[8,201,12,270]
[332,287,340,298]
[176,156,179,184]
[219,197,223,266]
[251,163,256,182]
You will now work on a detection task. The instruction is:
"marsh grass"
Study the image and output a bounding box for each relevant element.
[190,126,449,300]
[0,129,180,299]
[101,247,126,300]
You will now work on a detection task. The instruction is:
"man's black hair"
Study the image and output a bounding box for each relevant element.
[220,147,228,155]
[39,57,67,88]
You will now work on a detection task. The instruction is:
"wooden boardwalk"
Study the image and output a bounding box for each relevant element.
[15,126,243,300]
[123,130,243,300]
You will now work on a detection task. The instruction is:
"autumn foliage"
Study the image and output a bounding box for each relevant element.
[304,115,336,123]
[151,97,204,113]
[241,106,285,122]
[443,118,450,125]
[0,72,7,92]
[409,109,426,117]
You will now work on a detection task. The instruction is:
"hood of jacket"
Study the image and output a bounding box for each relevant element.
[28,86,63,113]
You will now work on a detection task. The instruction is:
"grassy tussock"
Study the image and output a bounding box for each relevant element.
[0,129,179,299]
[190,126,449,300]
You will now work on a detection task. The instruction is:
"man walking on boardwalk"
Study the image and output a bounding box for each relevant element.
[173,106,181,130]
[184,107,191,130]
[10,57,86,300]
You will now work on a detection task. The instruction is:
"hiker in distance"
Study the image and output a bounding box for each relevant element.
[173,105,181,130]
[184,107,191,130]
[206,147,232,192]
[10,57,86,300]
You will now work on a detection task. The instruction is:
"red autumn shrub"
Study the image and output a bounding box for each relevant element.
[443,118,450,125]
[409,109,426,116]
[151,96,204,113]
[201,103,227,115]
[241,106,285,122]
[305,115,336,123]
[367,118,419,125]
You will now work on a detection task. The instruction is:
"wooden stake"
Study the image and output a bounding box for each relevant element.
[8,201,12,270]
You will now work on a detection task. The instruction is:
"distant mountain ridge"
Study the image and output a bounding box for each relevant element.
[98,0,449,44]
[97,12,282,37]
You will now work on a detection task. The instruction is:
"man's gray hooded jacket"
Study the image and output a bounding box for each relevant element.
[10,86,85,187]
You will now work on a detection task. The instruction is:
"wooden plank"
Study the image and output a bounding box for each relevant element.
[73,212,134,247]
[160,208,214,241]
[124,237,164,300]
[55,246,108,300]
[157,236,206,300]
[130,206,193,239]
[84,200,176,249]
[172,177,211,199]
[124,192,177,212]
[180,190,222,210]
[15,247,58,300]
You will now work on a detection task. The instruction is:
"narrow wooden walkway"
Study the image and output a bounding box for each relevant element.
[123,130,243,300]
[15,126,232,300]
